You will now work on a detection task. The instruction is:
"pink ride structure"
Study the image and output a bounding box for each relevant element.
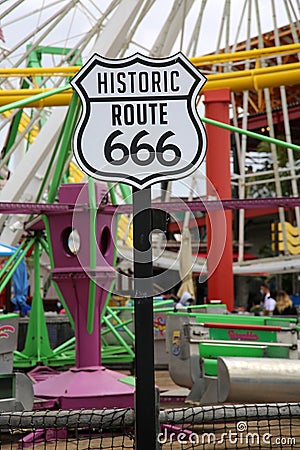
[33,183,135,409]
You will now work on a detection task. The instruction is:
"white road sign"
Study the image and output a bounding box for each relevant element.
[71,52,207,189]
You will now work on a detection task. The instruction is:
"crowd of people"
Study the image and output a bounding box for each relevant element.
[250,282,298,316]
[163,285,297,317]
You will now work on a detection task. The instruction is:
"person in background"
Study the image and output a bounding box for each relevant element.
[161,291,179,302]
[175,291,194,309]
[11,258,31,317]
[260,283,276,316]
[273,290,297,316]
[250,296,264,316]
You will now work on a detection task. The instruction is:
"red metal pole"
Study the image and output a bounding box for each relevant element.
[204,88,234,311]
[202,323,282,332]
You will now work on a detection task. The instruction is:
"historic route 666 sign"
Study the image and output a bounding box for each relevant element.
[70,52,207,189]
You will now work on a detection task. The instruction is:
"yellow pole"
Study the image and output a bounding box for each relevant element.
[0,67,79,77]
[190,42,300,65]
[204,63,300,92]
[0,41,298,78]
[0,55,300,107]
[0,93,72,107]
[0,42,298,77]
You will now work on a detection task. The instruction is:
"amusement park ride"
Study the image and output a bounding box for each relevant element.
[1,0,300,414]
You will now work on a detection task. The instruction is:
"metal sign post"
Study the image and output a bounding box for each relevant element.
[132,186,156,449]
[71,51,206,450]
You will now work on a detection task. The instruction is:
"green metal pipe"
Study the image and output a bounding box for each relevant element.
[39,236,50,255]
[36,111,70,204]
[0,238,35,293]
[87,177,97,335]
[13,350,30,359]
[106,305,135,341]
[22,236,53,362]
[0,84,70,114]
[202,116,300,152]
[47,93,80,203]
[0,239,28,280]
[100,185,119,322]
[152,299,174,307]
[102,346,128,356]
[119,183,132,204]
[110,306,134,311]
[107,183,117,204]
[110,299,174,311]
[101,318,133,335]
[100,280,115,322]
[106,185,118,314]
[25,109,35,152]
[52,336,75,354]
[102,315,134,357]
[100,218,120,319]
[153,307,176,313]
[101,335,108,347]
[103,183,129,322]
[34,239,42,361]
[4,110,23,158]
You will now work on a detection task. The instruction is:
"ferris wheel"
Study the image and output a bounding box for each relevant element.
[0,0,299,273]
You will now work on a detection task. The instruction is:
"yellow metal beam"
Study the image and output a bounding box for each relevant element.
[0,90,72,107]
[1,45,300,107]
[0,42,298,78]
[190,42,300,66]
[0,88,73,96]
[205,62,300,92]
[0,67,79,77]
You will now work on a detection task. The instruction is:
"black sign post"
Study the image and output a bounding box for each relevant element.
[132,186,156,449]
[71,51,207,450]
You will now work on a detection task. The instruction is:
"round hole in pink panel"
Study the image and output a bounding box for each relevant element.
[99,226,111,257]
[62,227,81,256]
